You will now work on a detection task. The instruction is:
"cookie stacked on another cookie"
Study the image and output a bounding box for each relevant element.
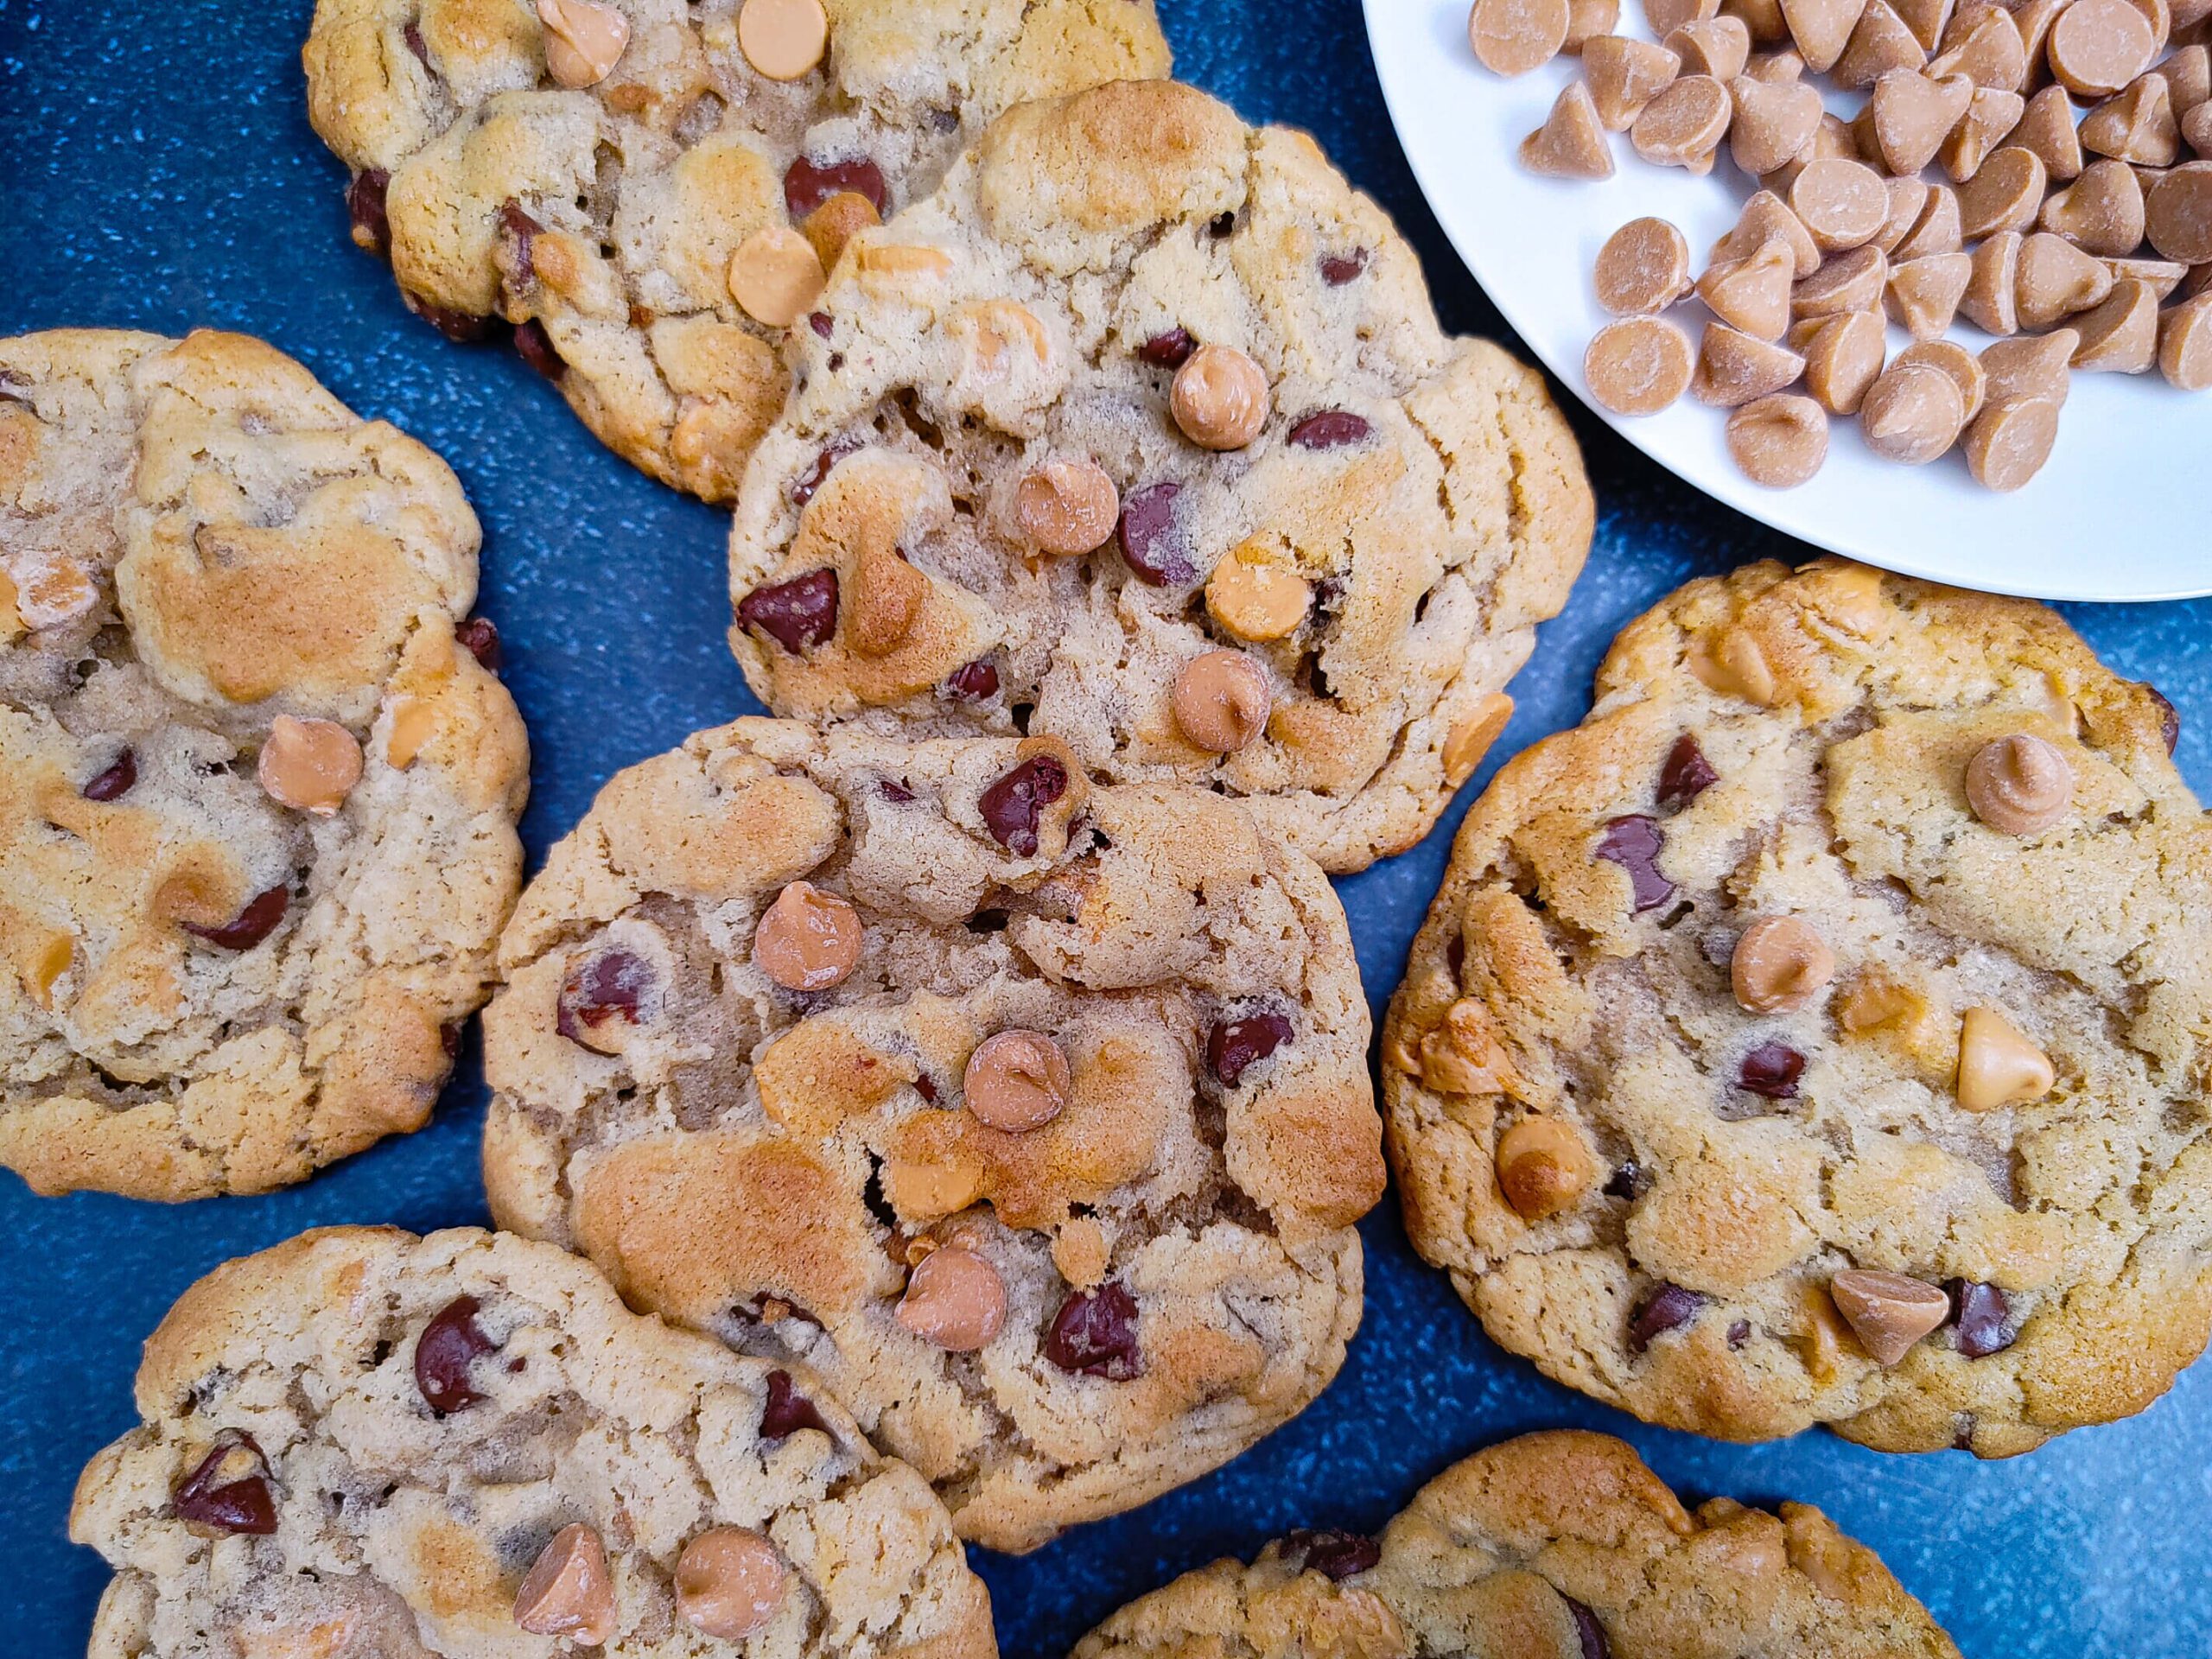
[0,329,527,1200]
[728,79,1592,874]
[1073,1429,1960,1659]
[302,0,1172,499]
[1385,557,2212,1456]
[481,716,1384,1551]
[71,1225,995,1657]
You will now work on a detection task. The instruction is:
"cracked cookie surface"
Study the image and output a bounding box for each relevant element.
[1072,1430,1958,1659]
[0,329,527,1200]
[71,1225,995,1659]
[1383,557,2212,1457]
[726,80,1592,874]
[480,715,1382,1552]
[302,0,1170,500]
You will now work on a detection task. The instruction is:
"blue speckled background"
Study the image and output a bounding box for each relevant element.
[3,1,2209,1653]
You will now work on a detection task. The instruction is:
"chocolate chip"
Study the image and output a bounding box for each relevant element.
[512,319,563,381]
[978,754,1068,855]
[2145,684,2179,754]
[173,1433,276,1535]
[556,947,653,1046]
[440,1021,461,1058]
[945,658,1000,701]
[403,21,431,67]
[1947,1279,2015,1358]
[1628,1282,1705,1351]
[414,1294,495,1414]
[405,294,497,343]
[1656,733,1719,811]
[346,169,391,259]
[1116,481,1193,585]
[912,1071,938,1102]
[1593,814,1675,912]
[499,198,541,284]
[1320,249,1369,284]
[456,616,503,671]
[1286,410,1372,449]
[1737,1041,1805,1099]
[784,155,886,219]
[1285,1529,1380,1580]
[791,436,861,507]
[1727,1318,1751,1349]
[1604,1160,1648,1200]
[736,569,839,653]
[1567,1598,1611,1659]
[1138,327,1196,367]
[182,886,289,951]
[1045,1282,1142,1378]
[808,311,834,340]
[760,1369,830,1440]
[1205,1011,1294,1086]
[82,749,137,801]
[880,779,916,803]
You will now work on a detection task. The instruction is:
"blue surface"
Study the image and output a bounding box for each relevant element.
[2,1,2209,1654]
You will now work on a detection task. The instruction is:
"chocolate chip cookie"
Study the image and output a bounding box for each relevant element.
[1072,1430,1959,1659]
[0,329,527,1200]
[1384,557,2212,1457]
[726,79,1593,874]
[480,715,1383,1552]
[302,0,1171,500]
[71,1225,995,1657]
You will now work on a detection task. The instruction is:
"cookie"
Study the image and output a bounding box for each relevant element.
[726,79,1592,874]
[1383,557,2212,1457]
[480,715,1383,1552]
[70,1225,995,1657]
[302,0,1172,501]
[1072,1430,1959,1659]
[0,329,527,1200]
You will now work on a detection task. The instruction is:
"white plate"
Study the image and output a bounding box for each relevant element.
[1363,0,2212,601]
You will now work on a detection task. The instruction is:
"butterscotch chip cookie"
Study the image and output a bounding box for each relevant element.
[1071,1430,1959,1659]
[0,329,527,1200]
[480,716,1384,1551]
[302,0,1172,502]
[726,81,1592,874]
[1383,558,2212,1459]
[70,1226,995,1658]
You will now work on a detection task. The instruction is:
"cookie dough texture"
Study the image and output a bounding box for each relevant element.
[71,1226,995,1659]
[302,0,1171,499]
[0,329,527,1200]
[1073,1430,1959,1659]
[481,716,1383,1551]
[727,80,1592,874]
[1384,558,2212,1457]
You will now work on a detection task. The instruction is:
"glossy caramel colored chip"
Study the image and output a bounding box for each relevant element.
[1885,251,1973,336]
[2069,277,2162,370]
[1698,238,1799,335]
[2048,0,2159,99]
[1596,217,1695,311]
[1982,328,2081,404]
[1940,86,2026,181]
[1692,321,1808,404]
[2160,291,2212,387]
[1521,80,1618,175]
[2147,163,2212,263]
[1893,182,1964,257]
[2016,232,2116,330]
[1894,339,1985,418]
[1793,244,1890,318]
[1586,316,1698,411]
[1790,156,1891,251]
[1963,394,2063,487]
[1796,309,1887,411]
[1729,73,1827,172]
[1958,146,2050,240]
[1631,73,1734,168]
[1667,13,1753,75]
[1726,391,1830,483]
[1471,0,1573,73]
[2014,86,2088,183]
[1869,68,1974,175]
[1585,35,1684,128]
[2043,158,2150,256]
[1859,359,1967,462]
[1834,0,1927,86]
[1960,228,2023,333]
[2081,76,2181,167]
[1713,189,1824,276]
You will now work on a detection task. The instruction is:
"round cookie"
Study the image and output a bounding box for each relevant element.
[480,715,1383,1552]
[302,0,1172,500]
[70,1225,995,1658]
[0,329,527,1200]
[726,79,1592,874]
[1383,557,2212,1458]
[1072,1430,1960,1659]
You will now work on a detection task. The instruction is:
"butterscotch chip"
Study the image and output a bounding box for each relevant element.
[1885,251,1973,335]
[1693,322,1808,404]
[2187,102,2212,158]
[1956,1005,2056,1108]
[802,191,880,272]
[1796,310,1888,410]
[2049,0,2159,99]
[515,1523,617,1643]
[2147,162,2212,261]
[1726,0,1792,41]
[2009,0,2072,67]
[1870,68,1975,175]
[1834,0,1928,86]
[753,880,864,990]
[1205,541,1313,640]
[1646,0,1722,36]
[1859,359,1967,461]
[2082,76,2181,167]
[963,1030,1073,1132]
[1520,80,1618,176]
[1927,6,2027,91]
[1492,1116,1593,1218]
[257,716,364,816]
[2158,290,2212,385]
[2013,85,2088,183]
[1957,147,2049,240]
[1790,156,1891,251]
[1471,0,1573,73]
[1941,86,2026,181]
[2161,43,2212,114]
[1586,316,1697,411]
[1016,459,1120,556]
[1729,73,1826,172]
[1981,328,2081,402]
[2044,157,2150,255]
[1894,338,1986,417]
[1713,189,1824,275]
[1596,217,1695,311]
[1565,0,1624,49]
[1829,1270,1952,1364]
[1891,0,1952,52]
[1962,394,2063,486]
[1747,45,1809,77]
[1631,73,1734,168]
[1443,694,1516,785]
[1873,176,1931,252]
[2016,232,2117,329]
[1668,14,1754,75]
[2069,278,2163,369]
[736,0,829,79]
[1726,392,1831,483]
[895,1247,1007,1351]
[1172,649,1274,753]
[1171,346,1271,449]
[2104,255,2188,294]
[1585,35,1685,128]
[1698,238,1799,335]
[1893,181,1964,257]
[1781,0,1872,71]
[538,0,631,87]
[728,226,827,327]
[1793,244,1891,317]
[1961,228,2024,331]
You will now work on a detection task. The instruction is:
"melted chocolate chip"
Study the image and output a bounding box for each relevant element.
[1319,249,1369,285]
[499,198,541,284]
[785,155,887,219]
[346,169,391,259]
[1116,481,1193,585]
[1567,1599,1610,1659]
[760,1369,831,1440]
[440,1022,462,1058]
[880,780,916,803]
[512,319,564,380]
[1727,1319,1751,1349]
[791,436,861,507]
[945,658,1000,701]
[978,754,1068,855]
[556,948,653,1046]
[173,1433,277,1535]
[809,310,834,339]
[414,1295,495,1414]
[406,294,497,343]
[913,1071,938,1103]
[1286,1529,1380,1580]
[181,886,289,951]
[82,749,137,801]
[1656,733,1719,811]
[1593,815,1675,912]
[1947,1280,2015,1358]
[1628,1282,1705,1351]
[1045,1282,1142,1378]
[1138,327,1196,367]
[1286,410,1371,450]
[456,616,503,671]
[403,21,431,67]
[1737,1042,1805,1099]
[1604,1161,1648,1200]
[1205,1011,1294,1086]
[737,569,839,653]
[2146,684,2180,755]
